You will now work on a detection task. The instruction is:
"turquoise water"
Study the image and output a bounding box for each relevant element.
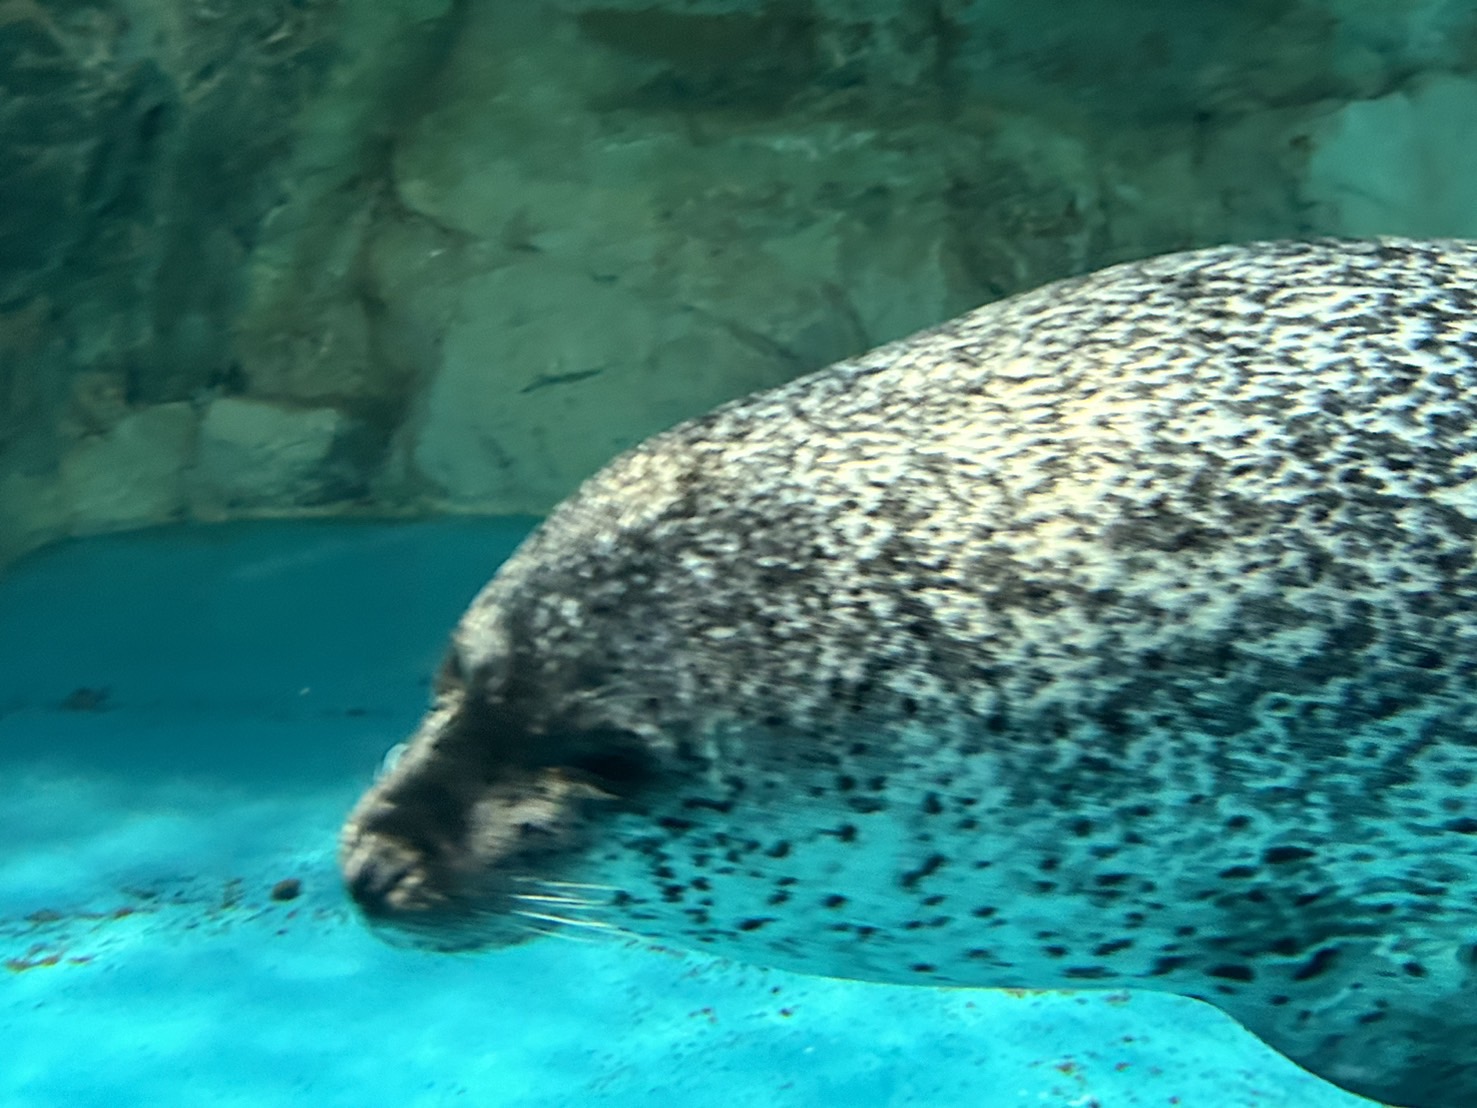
[0,520,1376,1106]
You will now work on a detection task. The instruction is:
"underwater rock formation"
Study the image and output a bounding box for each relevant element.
[2,0,1476,564]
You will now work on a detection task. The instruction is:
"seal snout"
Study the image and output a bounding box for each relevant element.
[342,843,413,917]
[339,807,447,919]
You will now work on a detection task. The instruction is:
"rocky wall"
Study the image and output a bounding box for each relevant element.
[3,0,1476,566]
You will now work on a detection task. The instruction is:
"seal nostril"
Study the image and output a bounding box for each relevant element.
[344,849,414,916]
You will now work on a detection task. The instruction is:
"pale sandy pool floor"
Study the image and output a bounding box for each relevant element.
[0,520,1377,1107]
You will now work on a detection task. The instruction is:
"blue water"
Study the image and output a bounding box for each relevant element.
[0,520,1377,1106]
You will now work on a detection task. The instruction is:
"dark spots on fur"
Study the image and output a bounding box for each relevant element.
[1292,946,1340,981]
[777,877,798,887]
[1218,864,1258,879]
[847,797,887,814]
[901,697,919,717]
[923,894,945,906]
[966,948,994,960]
[1262,845,1315,864]
[1033,881,1057,893]
[1043,945,1068,958]
[654,865,676,879]
[658,816,695,833]
[766,890,790,906]
[848,741,870,757]
[1095,873,1131,887]
[1094,939,1133,956]
[1444,816,1477,834]
[824,824,859,843]
[1412,648,1445,669]
[1064,966,1112,979]
[737,917,773,932]
[762,713,786,729]
[1267,936,1300,956]
[1070,818,1093,837]
[956,816,979,831]
[971,905,997,918]
[1039,857,1060,872]
[1357,1008,1388,1025]
[1149,956,1186,976]
[910,963,937,974]
[1292,888,1327,908]
[922,792,944,815]
[836,775,856,791]
[661,884,685,903]
[691,877,710,891]
[683,796,734,813]
[901,853,947,889]
[867,775,887,790]
[1208,964,1255,982]
[823,894,847,909]
[766,841,791,859]
[1224,814,1252,830]
[1403,961,1427,977]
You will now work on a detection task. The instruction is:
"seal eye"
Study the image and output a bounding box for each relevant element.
[565,742,656,792]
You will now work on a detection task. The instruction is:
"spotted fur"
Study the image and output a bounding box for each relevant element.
[343,238,1477,1108]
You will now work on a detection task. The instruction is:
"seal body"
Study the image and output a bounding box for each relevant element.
[342,238,1477,1108]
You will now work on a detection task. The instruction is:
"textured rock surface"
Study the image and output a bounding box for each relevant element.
[1306,74,1477,237]
[2,0,1476,566]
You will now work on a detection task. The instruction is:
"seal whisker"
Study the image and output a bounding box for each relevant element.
[513,910,620,932]
[510,892,595,909]
[520,924,598,945]
[512,877,617,892]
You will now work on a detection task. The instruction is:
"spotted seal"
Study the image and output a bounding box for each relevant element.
[341,238,1477,1108]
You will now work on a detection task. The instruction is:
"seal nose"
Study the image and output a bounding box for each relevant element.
[341,824,426,917]
[344,853,405,916]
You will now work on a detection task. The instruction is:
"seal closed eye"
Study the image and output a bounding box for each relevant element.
[342,237,1477,1108]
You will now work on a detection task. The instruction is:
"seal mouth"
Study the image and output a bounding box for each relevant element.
[341,824,439,918]
[339,818,511,951]
[339,755,631,950]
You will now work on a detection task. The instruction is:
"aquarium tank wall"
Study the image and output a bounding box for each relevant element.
[4,3,1477,1107]
[4,0,1476,566]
